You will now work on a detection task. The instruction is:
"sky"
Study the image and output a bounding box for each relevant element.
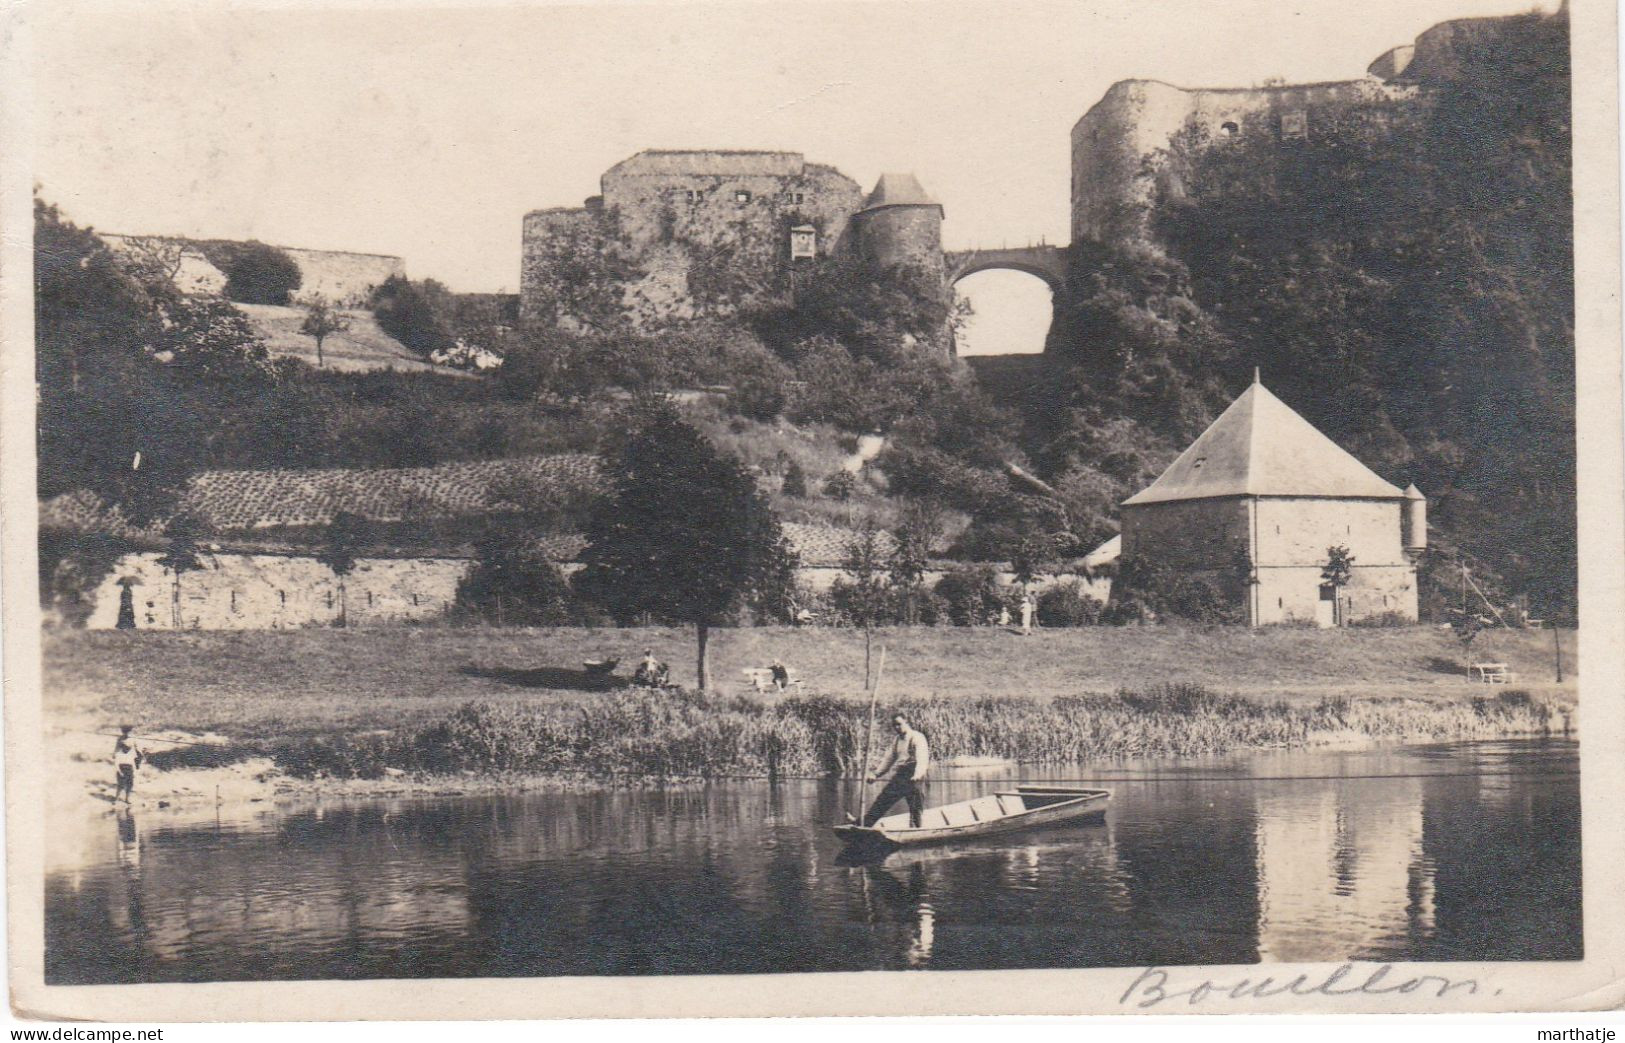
[28,0,1557,353]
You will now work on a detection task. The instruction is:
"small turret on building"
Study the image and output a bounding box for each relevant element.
[1402,483,1428,554]
[850,172,945,278]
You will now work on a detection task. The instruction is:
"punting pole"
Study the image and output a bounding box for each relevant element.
[854,645,887,824]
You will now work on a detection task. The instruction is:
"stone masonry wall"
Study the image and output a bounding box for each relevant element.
[1120,495,1416,625]
[1253,497,1416,624]
[1071,78,1420,245]
[88,552,471,630]
[853,206,945,275]
[520,152,864,327]
[102,236,404,308]
[1120,496,1252,573]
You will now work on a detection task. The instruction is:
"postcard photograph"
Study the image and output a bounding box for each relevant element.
[4,0,1621,1021]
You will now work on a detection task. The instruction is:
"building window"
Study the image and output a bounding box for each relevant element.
[278,590,286,606]
[685,189,700,203]
[367,591,374,607]
[1281,111,1307,139]
[1220,121,1239,138]
[734,190,752,204]
[791,192,804,205]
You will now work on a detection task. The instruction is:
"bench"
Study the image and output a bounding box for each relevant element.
[1471,662,1514,685]
[742,667,805,693]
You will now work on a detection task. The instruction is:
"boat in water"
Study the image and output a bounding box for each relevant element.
[834,785,1110,850]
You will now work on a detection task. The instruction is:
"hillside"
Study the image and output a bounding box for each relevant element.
[1037,7,1574,619]
[236,303,458,374]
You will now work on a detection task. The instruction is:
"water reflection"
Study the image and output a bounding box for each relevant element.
[46,740,1580,983]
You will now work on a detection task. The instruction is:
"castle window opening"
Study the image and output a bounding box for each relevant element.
[1220,121,1239,137]
[278,590,286,606]
[734,190,752,204]
[685,189,700,203]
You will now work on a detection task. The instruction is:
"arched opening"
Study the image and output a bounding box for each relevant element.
[951,269,1055,356]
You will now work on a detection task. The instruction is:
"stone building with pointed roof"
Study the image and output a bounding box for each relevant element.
[1119,377,1426,626]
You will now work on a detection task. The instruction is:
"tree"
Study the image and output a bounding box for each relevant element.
[829,520,892,687]
[1322,544,1355,626]
[370,275,457,358]
[455,524,578,626]
[891,501,941,625]
[1010,531,1058,593]
[317,511,373,627]
[154,515,207,629]
[576,406,794,689]
[35,199,266,525]
[781,460,808,499]
[823,469,856,501]
[215,240,302,305]
[299,295,351,368]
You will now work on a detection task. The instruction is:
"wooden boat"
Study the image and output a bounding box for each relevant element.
[834,785,1110,849]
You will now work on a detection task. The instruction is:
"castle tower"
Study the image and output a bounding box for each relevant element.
[851,173,945,278]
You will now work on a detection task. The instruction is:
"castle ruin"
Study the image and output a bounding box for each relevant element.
[519,150,946,328]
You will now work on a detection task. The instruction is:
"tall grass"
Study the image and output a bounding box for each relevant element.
[265,683,1562,781]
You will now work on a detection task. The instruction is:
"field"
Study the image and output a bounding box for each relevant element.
[237,303,460,375]
[45,623,1576,742]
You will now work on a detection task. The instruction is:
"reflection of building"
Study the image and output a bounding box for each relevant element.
[1253,782,1434,962]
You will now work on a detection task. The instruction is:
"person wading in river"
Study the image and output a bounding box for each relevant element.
[860,714,931,828]
[112,735,143,805]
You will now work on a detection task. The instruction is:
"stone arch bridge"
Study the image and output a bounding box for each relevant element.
[944,244,1069,292]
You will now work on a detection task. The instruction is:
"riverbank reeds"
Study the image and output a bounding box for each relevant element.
[263,683,1562,781]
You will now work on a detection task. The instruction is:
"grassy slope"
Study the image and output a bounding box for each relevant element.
[237,303,463,375]
[45,624,1575,740]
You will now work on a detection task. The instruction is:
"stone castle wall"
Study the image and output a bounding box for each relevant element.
[103,235,405,307]
[1070,78,1420,244]
[520,151,870,327]
[279,247,405,307]
[853,205,945,274]
[1067,8,1564,247]
[1121,495,1416,625]
[88,552,471,630]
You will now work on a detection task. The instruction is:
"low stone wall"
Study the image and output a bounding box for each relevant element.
[88,552,1113,630]
[89,553,469,630]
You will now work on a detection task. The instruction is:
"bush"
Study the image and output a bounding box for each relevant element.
[934,564,1004,626]
[1037,579,1104,626]
[214,241,303,305]
[1350,610,1416,628]
[371,275,457,358]
[781,460,808,498]
[454,526,582,625]
[823,469,855,501]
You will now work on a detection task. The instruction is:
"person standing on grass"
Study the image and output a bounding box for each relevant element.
[861,714,931,828]
[1020,592,1035,635]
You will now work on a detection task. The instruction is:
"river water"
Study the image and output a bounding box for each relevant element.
[46,739,1579,982]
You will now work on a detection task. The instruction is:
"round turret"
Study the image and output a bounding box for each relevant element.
[1402,483,1427,553]
[852,173,944,276]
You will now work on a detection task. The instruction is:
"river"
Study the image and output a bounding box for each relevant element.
[45,738,1579,982]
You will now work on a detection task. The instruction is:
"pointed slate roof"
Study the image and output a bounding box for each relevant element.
[858,172,941,213]
[1123,379,1404,506]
